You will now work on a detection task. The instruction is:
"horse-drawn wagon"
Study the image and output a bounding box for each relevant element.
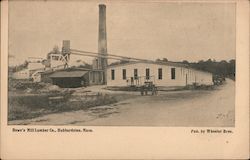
[139,81,158,96]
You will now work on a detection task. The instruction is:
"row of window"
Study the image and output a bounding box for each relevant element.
[111,68,175,80]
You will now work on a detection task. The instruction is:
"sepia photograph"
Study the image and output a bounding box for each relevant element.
[2,0,250,159]
[8,0,236,126]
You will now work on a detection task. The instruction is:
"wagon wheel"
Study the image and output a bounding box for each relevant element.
[140,87,145,96]
[155,87,158,95]
[151,87,155,95]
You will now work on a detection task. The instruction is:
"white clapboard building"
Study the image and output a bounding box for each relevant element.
[107,61,213,87]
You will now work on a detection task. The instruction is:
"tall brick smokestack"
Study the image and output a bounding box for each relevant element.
[98,4,108,84]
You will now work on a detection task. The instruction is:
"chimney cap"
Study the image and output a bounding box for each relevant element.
[99,4,106,7]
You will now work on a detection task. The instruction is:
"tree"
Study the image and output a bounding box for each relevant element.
[162,58,168,62]
[14,60,29,72]
[47,45,61,59]
[198,60,204,63]
[229,59,235,64]
[206,59,212,63]
[220,60,228,64]
[52,45,60,54]
[183,58,235,80]
[155,58,161,62]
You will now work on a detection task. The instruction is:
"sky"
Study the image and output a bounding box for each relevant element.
[8,0,236,66]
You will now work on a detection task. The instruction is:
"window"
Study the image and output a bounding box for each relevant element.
[111,69,115,80]
[122,69,126,80]
[158,68,162,80]
[171,68,175,79]
[134,69,138,79]
[146,68,150,80]
[52,55,59,60]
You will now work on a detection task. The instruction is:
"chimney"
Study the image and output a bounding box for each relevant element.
[98,4,108,83]
[62,40,70,68]
[62,40,70,56]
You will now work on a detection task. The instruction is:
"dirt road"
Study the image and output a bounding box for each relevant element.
[9,79,235,127]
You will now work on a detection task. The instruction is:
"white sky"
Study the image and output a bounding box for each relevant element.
[9,0,236,66]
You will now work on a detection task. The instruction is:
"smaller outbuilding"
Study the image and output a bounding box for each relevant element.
[42,68,104,88]
[49,70,89,88]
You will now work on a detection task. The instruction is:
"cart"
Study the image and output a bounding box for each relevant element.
[140,81,158,96]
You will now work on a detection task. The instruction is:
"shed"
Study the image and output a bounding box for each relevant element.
[49,70,89,88]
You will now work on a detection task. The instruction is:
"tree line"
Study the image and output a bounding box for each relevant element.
[182,59,235,79]
[155,58,235,80]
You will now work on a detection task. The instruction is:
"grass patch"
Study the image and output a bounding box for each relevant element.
[8,92,119,121]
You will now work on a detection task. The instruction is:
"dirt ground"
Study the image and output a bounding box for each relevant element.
[9,79,235,127]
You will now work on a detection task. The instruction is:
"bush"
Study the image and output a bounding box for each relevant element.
[8,92,118,121]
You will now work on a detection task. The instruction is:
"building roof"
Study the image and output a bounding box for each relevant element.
[49,70,88,78]
[107,60,212,74]
[108,60,189,68]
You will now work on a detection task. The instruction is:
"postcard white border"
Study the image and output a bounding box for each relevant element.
[1,0,249,159]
